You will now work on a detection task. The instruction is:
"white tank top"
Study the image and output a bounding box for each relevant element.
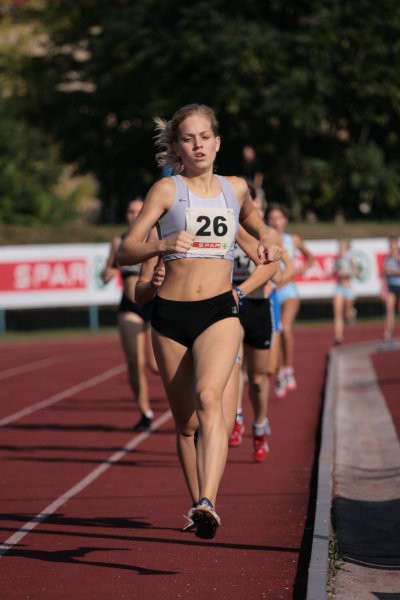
[157,174,240,261]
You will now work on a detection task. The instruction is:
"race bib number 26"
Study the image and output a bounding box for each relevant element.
[185,208,236,256]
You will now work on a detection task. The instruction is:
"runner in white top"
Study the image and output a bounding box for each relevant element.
[118,103,282,539]
[135,224,282,531]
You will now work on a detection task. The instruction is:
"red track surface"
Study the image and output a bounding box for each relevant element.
[372,348,400,440]
[0,321,397,600]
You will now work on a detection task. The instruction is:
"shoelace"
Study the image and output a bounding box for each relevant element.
[182,508,196,531]
[183,508,194,521]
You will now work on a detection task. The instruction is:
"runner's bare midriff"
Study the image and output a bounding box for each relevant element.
[159,257,233,301]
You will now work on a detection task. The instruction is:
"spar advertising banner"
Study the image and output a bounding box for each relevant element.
[291,237,390,300]
[0,243,122,309]
[0,238,392,310]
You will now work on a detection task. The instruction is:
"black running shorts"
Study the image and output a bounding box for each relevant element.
[239,297,273,349]
[118,293,154,323]
[151,291,239,349]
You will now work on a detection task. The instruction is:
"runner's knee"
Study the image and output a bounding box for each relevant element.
[281,325,293,334]
[176,425,197,438]
[196,386,219,413]
[248,373,267,392]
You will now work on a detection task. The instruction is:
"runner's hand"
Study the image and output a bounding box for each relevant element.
[161,231,195,255]
[151,259,166,289]
[102,266,118,284]
[257,241,283,263]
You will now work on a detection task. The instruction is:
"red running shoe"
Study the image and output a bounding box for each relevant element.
[252,434,269,463]
[229,420,245,447]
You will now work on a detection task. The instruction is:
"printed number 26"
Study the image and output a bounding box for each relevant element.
[196,215,228,236]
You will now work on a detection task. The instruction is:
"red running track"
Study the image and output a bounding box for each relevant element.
[0,322,395,600]
[372,348,400,440]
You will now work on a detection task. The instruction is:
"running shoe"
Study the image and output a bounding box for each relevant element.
[182,508,196,533]
[191,497,221,539]
[284,367,297,391]
[274,369,287,398]
[252,419,271,438]
[252,434,269,463]
[133,414,152,432]
[228,420,245,447]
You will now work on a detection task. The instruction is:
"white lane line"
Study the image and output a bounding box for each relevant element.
[0,349,119,380]
[0,409,172,557]
[0,364,126,427]
[0,357,72,380]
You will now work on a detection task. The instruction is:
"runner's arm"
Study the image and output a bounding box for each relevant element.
[135,229,165,303]
[102,236,121,283]
[117,178,194,266]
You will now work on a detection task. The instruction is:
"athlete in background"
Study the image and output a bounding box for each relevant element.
[382,236,400,342]
[265,203,314,398]
[102,197,157,431]
[332,239,360,345]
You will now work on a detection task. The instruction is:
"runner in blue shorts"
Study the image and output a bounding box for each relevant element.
[265,203,314,398]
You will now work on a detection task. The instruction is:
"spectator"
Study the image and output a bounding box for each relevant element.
[241,145,264,200]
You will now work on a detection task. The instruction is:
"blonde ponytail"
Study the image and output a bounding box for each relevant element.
[153,116,183,174]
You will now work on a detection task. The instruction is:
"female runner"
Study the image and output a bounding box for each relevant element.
[117,103,282,539]
[102,197,157,431]
[265,203,314,398]
[382,236,400,342]
[135,227,281,529]
[229,227,295,459]
[332,239,360,345]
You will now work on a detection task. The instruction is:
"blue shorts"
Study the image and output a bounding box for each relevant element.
[275,283,300,305]
[335,284,356,300]
[269,290,281,333]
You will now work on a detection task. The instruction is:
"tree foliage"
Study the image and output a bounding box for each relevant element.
[0,5,90,224]
[8,0,400,221]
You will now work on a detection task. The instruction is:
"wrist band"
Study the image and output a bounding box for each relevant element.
[233,286,245,306]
